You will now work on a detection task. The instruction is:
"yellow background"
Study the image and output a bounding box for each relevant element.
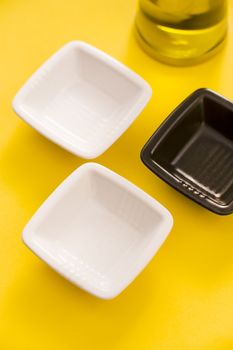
[0,1,233,349]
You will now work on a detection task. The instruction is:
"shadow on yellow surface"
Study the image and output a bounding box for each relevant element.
[0,123,84,212]
[1,248,162,349]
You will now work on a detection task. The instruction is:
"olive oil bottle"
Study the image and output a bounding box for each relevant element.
[135,0,228,65]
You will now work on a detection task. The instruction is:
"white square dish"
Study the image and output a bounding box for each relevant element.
[12,41,152,159]
[23,163,173,299]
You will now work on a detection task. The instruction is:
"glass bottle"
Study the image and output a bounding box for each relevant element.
[135,0,228,65]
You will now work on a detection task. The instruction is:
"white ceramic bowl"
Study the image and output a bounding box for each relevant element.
[23,163,173,299]
[13,41,152,159]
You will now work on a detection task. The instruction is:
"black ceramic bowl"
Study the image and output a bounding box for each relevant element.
[141,89,233,215]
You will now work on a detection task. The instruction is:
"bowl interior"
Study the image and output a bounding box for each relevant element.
[152,94,233,206]
[33,167,162,292]
[20,45,143,155]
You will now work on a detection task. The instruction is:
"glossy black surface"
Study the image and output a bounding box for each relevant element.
[141,89,233,215]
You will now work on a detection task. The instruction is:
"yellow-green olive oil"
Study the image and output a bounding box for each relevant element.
[135,0,228,65]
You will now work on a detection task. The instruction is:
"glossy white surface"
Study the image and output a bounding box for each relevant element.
[13,41,152,159]
[23,163,173,299]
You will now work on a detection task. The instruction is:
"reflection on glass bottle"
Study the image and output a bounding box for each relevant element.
[135,0,228,65]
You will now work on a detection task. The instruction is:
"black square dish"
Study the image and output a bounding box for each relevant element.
[141,89,233,215]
